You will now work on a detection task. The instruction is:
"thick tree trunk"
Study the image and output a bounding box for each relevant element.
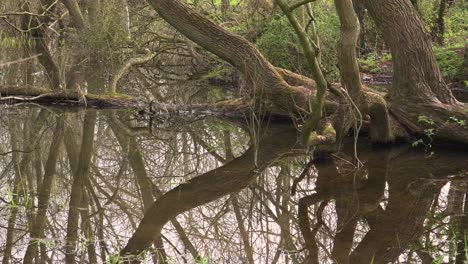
[145,0,313,114]
[335,0,393,143]
[363,0,455,104]
[363,0,468,144]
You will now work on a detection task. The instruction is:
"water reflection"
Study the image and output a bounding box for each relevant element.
[0,107,466,263]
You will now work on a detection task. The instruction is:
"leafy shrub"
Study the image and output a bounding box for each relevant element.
[358,53,383,74]
[444,3,468,47]
[434,47,464,80]
[256,2,340,82]
[256,16,308,73]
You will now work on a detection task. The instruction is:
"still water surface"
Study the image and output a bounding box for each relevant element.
[0,107,467,263]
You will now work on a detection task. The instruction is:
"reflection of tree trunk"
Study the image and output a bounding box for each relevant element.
[232,195,255,264]
[109,115,200,262]
[128,137,168,263]
[121,125,298,260]
[3,122,22,264]
[224,130,255,264]
[350,157,441,263]
[445,184,465,262]
[80,188,98,264]
[65,111,97,264]
[455,193,468,264]
[273,165,298,264]
[331,218,357,264]
[298,193,325,264]
[3,111,49,264]
[298,160,341,264]
[23,118,64,263]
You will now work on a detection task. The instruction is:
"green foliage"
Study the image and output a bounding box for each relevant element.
[0,33,32,49]
[201,64,233,80]
[433,47,464,80]
[358,53,383,74]
[211,0,240,5]
[311,1,340,81]
[256,16,308,73]
[444,3,468,47]
[413,114,467,156]
[448,116,467,128]
[196,256,210,264]
[412,115,436,156]
[106,254,121,264]
[381,53,392,62]
[418,115,435,126]
[206,86,225,102]
[256,2,340,81]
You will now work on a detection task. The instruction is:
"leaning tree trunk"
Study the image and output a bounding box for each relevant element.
[363,0,455,104]
[363,0,468,144]
[145,0,319,119]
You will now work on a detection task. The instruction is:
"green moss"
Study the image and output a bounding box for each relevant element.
[87,92,134,100]
[322,122,336,137]
[367,85,388,92]
[200,63,233,81]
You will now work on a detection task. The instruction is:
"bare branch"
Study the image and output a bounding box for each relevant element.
[0,54,42,68]
[289,0,317,12]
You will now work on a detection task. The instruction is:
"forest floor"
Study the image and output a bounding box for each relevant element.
[359,48,467,102]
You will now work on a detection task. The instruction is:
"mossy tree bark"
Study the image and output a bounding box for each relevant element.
[145,0,319,119]
[274,0,330,144]
[334,0,393,143]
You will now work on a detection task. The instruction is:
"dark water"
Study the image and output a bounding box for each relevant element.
[0,107,467,263]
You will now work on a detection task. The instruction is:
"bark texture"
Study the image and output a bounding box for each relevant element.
[363,0,456,104]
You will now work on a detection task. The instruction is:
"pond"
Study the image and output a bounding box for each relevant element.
[0,106,467,263]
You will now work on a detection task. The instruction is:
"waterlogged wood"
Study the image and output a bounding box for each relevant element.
[0,87,297,121]
[0,86,146,109]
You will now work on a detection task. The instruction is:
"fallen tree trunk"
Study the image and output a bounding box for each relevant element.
[0,86,296,121]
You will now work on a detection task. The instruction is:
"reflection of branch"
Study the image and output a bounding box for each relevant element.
[0,149,35,156]
[120,126,298,260]
[0,54,42,68]
[298,193,326,264]
[292,157,315,195]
